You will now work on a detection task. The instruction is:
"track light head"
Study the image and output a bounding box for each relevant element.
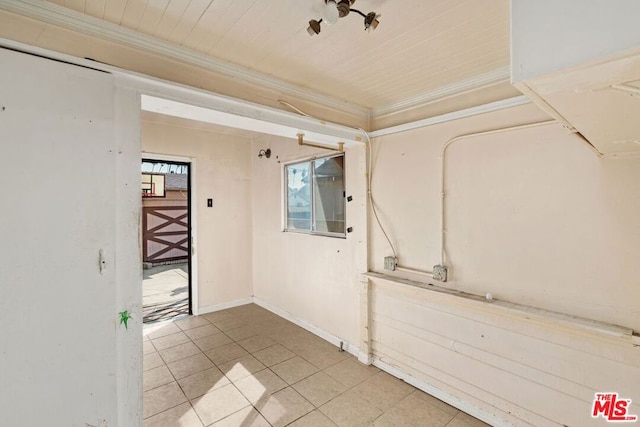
[307,19,322,35]
[364,12,380,31]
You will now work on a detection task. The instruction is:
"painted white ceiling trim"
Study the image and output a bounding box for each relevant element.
[140,95,362,147]
[2,34,534,155]
[1,33,531,153]
[369,96,532,138]
[0,37,364,147]
[0,0,370,119]
[118,65,365,146]
[1,0,513,122]
[371,67,511,117]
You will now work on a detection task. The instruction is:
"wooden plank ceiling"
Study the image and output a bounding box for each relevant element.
[47,0,510,110]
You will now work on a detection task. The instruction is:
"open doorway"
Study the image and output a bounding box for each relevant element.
[141,159,192,323]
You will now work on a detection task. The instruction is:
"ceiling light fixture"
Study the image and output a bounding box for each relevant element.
[307,0,381,36]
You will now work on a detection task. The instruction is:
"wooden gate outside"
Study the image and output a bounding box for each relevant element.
[142,206,189,263]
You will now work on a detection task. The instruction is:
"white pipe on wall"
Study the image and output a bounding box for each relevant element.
[372,109,602,278]
[439,120,557,266]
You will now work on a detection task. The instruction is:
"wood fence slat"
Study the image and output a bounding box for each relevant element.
[143,206,189,263]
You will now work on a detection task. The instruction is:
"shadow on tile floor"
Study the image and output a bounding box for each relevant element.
[143,304,489,427]
[143,262,189,323]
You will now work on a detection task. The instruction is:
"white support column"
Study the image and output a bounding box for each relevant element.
[358,274,372,365]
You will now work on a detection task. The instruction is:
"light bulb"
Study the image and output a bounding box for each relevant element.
[323,0,339,25]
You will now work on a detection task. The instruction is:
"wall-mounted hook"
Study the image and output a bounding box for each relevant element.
[258,148,271,159]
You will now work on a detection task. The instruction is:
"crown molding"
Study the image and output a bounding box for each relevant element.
[371,67,511,118]
[369,96,532,138]
[0,0,371,119]
[0,36,365,147]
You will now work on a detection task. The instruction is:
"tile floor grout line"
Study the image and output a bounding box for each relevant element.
[215,326,316,426]
[145,306,480,426]
[244,393,275,427]
[249,362,317,423]
[164,320,242,426]
[192,322,274,425]
[148,314,217,425]
[144,335,193,420]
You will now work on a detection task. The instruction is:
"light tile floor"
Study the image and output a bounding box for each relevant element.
[143,304,489,427]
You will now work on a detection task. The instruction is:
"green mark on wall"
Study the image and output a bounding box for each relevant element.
[119,310,132,330]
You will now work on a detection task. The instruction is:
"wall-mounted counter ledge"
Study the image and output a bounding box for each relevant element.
[363,271,635,342]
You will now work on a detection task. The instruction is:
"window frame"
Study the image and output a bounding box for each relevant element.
[283,153,346,238]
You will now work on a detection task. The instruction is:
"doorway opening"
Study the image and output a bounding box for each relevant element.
[141,159,192,323]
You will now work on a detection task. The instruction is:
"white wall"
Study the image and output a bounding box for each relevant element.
[142,120,254,312]
[115,84,145,426]
[251,134,367,350]
[0,49,142,426]
[367,275,640,427]
[370,103,640,331]
[366,102,640,425]
[248,101,640,426]
[511,0,640,82]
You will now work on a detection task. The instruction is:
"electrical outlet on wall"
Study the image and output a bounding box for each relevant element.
[384,256,397,271]
[433,264,448,282]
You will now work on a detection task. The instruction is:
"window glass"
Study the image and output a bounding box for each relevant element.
[313,156,345,234]
[284,154,345,237]
[286,161,312,231]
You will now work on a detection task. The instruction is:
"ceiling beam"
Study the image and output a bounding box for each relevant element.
[139,95,364,147]
[0,36,364,147]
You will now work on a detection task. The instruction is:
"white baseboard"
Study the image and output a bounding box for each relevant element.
[197,297,254,315]
[358,352,373,365]
[372,358,503,427]
[253,297,360,359]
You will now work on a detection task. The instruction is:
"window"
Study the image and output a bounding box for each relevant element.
[285,154,345,237]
